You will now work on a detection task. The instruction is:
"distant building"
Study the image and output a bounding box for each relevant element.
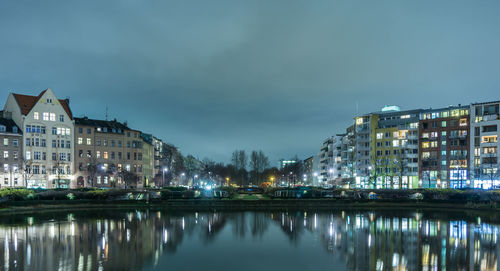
[74,117,144,188]
[0,112,22,188]
[419,105,469,188]
[470,101,500,189]
[279,159,297,170]
[3,89,74,189]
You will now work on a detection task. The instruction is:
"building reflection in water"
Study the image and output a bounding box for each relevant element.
[0,210,499,270]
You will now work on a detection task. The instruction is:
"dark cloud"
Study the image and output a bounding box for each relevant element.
[1,0,500,164]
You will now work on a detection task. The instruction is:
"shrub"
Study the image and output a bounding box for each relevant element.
[0,188,34,201]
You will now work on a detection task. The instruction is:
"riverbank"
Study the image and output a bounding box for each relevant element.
[1,198,500,216]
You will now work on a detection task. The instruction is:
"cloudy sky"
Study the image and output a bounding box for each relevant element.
[1,0,500,165]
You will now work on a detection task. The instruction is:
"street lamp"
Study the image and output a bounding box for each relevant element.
[162,167,168,187]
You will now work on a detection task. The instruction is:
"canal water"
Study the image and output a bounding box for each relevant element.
[0,209,499,270]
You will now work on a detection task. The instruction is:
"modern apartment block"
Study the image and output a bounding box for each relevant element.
[0,113,22,188]
[470,101,500,189]
[74,117,145,188]
[3,89,74,189]
[419,105,470,188]
[372,108,421,189]
[318,135,343,186]
[354,114,374,188]
[340,125,355,187]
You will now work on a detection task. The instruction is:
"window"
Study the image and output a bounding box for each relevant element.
[482,136,498,143]
[103,140,107,146]
[442,141,446,146]
[67,153,71,162]
[422,152,430,158]
[96,140,101,146]
[59,153,66,161]
[441,121,446,127]
[87,128,91,134]
[78,127,83,133]
[103,152,108,159]
[34,112,39,120]
[392,140,399,147]
[3,138,8,146]
[42,152,46,160]
[134,152,137,160]
[41,139,46,147]
[441,131,447,137]
[111,152,115,159]
[49,113,56,121]
[52,140,56,148]
[59,115,64,122]
[422,142,430,148]
[138,153,142,160]
[52,153,57,160]
[3,151,8,158]
[87,138,91,145]
[430,141,438,148]
[96,151,101,158]
[41,166,46,174]
[87,150,92,158]
[483,125,497,133]
[483,147,497,154]
[26,151,31,160]
[33,165,40,174]
[33,151,41,160]
[118,152,122,160]
[13,139,18,147]
[459,118,467,127]
[127,152,130,160]
[46,98,52,103]
[43,112,49,121]
[66,141,71,148]
[118,140,122,147]
[78,137,83,144]
[26,138,30,146]
[13,151,18,159]
[111,140,115,147]
[127,141,131,148]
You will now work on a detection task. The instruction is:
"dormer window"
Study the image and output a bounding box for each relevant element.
[46,98,52,103]
[0,125,5,132]
[13,127,18,133]
[103,127,108,132]
[97,127,102,132]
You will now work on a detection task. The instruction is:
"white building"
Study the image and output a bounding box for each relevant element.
[3,89,75,189]
[470,101,500,189]
[319,135,343,187]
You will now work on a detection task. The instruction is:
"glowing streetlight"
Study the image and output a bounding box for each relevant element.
[162,167,168,187]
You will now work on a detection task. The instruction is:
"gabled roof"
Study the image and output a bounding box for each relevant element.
[12,89,73,119]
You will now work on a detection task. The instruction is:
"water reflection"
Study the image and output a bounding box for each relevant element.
[0,209,499,270]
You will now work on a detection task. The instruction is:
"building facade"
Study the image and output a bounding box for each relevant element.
[0,113,22,188]
[419,105,470,188]
[74,117,145,188]
[470,101,500,189]
[372,108,421,189]
[3,89,74,189]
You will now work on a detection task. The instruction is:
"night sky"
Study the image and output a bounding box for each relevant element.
[1,0,500,165]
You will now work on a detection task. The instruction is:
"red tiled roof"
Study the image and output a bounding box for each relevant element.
[12,89,73,119]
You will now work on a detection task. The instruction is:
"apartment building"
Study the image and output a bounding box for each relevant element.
[340,125,355,187]
[354,113,374,188]
[372,108,421,189]
[74,117,144,188]
[0,113,22,187]
[3,89,74,189]
[419,105,470,188]
[470,101,500,189]
[318,135,343,186]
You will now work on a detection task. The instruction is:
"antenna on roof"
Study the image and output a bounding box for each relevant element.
[105,106,108,121]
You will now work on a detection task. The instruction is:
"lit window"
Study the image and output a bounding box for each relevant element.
[87,138,91,145]
[26,151,31,160]
[78,137,83,144]
[392,140,399,147]
[3,151,8,158]
[3,138,8,146]
[482,135,498,143]
[422,142,430,148]
[104,152,108,159]
[459,118,467,127]
[49,113,56,121]
[43,112,49,121]
[34,112,39,120]
[96,151,101,158]
[422,152,430,158]
[441,121,446,127]
[356,118,363,125]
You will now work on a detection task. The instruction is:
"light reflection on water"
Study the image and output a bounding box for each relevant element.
[0,209,499,271]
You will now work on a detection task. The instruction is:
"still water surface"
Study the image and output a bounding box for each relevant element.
[0,209,499,270]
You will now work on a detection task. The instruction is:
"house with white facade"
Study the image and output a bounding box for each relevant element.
[3,89,75,189]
